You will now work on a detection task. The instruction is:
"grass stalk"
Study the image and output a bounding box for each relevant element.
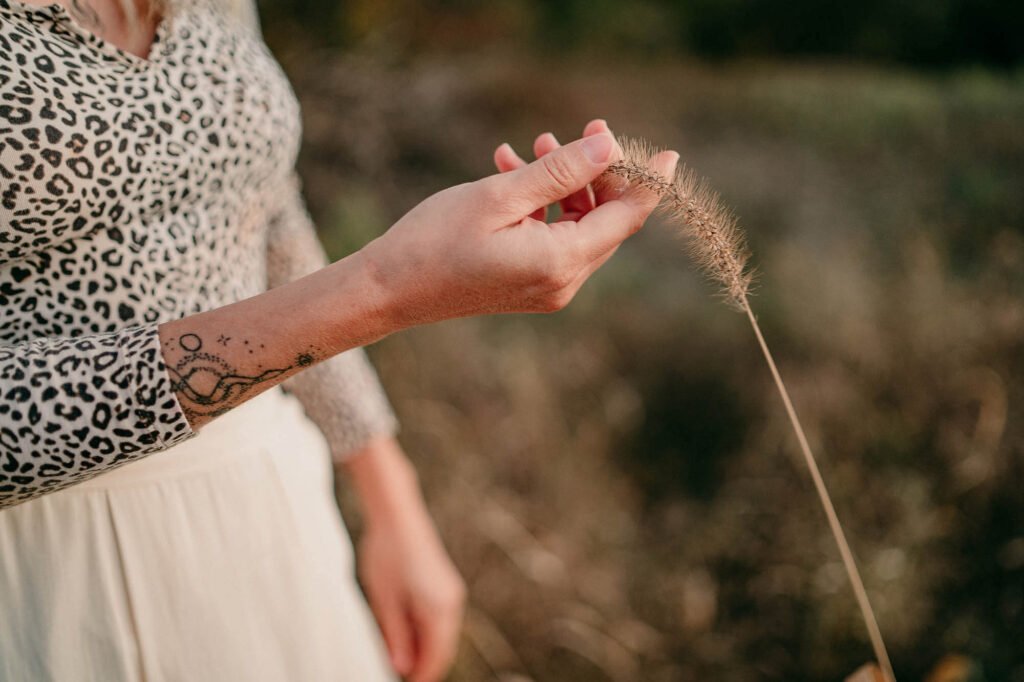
[743,300,895,682]
[601,136,896,682]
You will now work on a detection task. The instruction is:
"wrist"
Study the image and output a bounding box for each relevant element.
[320,246,405,347]
[343,436,426,530]
[357,233,446,332]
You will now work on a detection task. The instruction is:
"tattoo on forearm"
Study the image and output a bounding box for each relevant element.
[165,332,318,421]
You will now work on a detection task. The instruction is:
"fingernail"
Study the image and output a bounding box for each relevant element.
[581,133,613,163]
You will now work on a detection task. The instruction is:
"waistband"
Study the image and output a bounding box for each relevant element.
[75,387,315,490]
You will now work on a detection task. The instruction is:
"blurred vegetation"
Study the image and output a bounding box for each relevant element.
[260,0,1024,68]
[258,3,1024,680]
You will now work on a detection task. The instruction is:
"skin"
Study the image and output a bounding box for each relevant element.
[17,0,160,58]
[154,131,678,426]
[344,436,466,682]
[350,119,640,682]
[154,125,676,682]
[17,2,680,680]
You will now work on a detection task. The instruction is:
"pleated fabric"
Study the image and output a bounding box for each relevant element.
[0,388,396,682]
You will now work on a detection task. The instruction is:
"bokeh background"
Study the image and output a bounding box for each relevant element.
[258,2,1023,680]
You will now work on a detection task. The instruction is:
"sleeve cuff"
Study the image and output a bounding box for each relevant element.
[279,347,400,462]
[124,323,197,450]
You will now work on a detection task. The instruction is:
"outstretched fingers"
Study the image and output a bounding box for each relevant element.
[532,132,596,219]
[370,591,415,677]
[490,119,616,222]
[582,118,610,138]
[488,131,615,220]
[493,142,523,173]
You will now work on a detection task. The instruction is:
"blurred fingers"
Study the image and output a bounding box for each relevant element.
[370,592,415,677]
[493,143,524,173]
[582,118,610,138]
[532,132,559,158]
[408,594,464,682]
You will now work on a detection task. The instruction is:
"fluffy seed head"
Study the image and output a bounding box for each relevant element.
[597,136,753,309]
[597,139,895,679]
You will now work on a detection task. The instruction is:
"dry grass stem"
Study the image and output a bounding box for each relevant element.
[597,137,753,307]
[601,136,896,682]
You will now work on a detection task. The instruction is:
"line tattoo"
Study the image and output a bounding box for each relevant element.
[165,332,319,421]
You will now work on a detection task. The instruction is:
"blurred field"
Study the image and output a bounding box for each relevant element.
[267,37,1023,682]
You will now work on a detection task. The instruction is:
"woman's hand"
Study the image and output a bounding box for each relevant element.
[362,121,678,328]
[343,437,466,682]
[493,118,614,221]
[152,121,672,435]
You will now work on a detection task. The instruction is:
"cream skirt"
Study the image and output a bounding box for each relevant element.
[0,387,396,682]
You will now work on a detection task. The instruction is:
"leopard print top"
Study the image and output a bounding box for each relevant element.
[0,0,397,508]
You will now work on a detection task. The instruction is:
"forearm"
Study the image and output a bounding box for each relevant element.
[342,435,425,529]
[159,249,396,429]
[348,435,466,682]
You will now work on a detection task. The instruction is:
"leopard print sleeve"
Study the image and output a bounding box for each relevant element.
[0,325,195,508]
[1,0,367,505]
[265,174,399,461]
[221,0,399,459]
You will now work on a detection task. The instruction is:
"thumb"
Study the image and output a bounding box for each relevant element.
[496,132,616,218]
[572,149,678,262]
